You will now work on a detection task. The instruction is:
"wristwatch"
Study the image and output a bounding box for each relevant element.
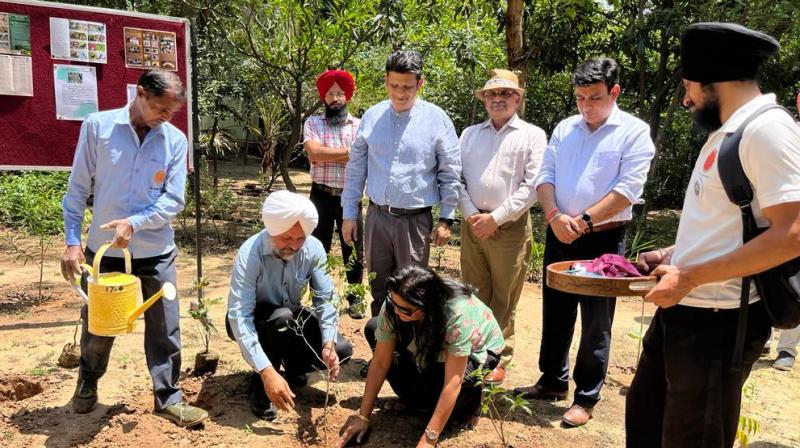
[581,213,594,233]
[424,428,439,442]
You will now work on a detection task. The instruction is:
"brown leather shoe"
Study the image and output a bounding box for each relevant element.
[513,384,568,402]
[561,404,592,427]
[483,366,506,384]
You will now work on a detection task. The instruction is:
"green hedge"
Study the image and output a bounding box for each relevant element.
[0,171,69,236]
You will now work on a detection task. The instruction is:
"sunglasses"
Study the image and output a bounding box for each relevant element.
[484,90,517,99]
[386,294,419,317]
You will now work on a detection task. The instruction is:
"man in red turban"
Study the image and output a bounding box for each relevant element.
[304,69,365,318]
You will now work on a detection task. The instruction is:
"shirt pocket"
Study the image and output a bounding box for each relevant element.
[144,160,167,200]
[292,269,312,301]
[590,148,621,180]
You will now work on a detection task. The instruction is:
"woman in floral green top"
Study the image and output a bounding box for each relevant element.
[338,265,504,448]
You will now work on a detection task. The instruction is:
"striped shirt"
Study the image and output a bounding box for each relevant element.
[303,113,360,189]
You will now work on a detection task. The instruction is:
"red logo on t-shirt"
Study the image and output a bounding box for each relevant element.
[703,149,717,171]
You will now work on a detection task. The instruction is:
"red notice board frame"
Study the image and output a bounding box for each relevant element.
[0,0,193,170]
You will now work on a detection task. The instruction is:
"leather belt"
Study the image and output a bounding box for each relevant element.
[369,200,432,216]
[591,220,628,233]
[312,182,343,196]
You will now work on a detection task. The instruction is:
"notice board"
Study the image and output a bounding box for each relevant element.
[0,0,192,170]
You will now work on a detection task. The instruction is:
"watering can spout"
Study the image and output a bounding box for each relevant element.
[126,282,177,330]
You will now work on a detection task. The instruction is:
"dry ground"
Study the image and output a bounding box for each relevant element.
[0,162,798,448]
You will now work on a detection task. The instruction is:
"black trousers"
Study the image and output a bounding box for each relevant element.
[226,303,353,376]
[537,225,626,407]
[80,248,182,411]
[626,301,771,448]
[364,317,498,419]
[309,183,364,298]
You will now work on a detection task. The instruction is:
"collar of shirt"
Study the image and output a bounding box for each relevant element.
[578,103,622,134]
[715,93,777,135]
[479,113,522,133]
[115,102,168,140]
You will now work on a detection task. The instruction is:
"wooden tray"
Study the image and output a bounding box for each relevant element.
[546,260,657,297]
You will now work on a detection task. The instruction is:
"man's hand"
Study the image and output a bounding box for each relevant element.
[644,264,697,308]
[637,248,672,274]
[431,221,451,246]
[260,366,296,411]
[342,219,358,246]
[550,214,582,244]
[99,219,134,249]
[337,415,369,448]
[322,342,340,381]
[467,213,499,240]
[60,245,85,282]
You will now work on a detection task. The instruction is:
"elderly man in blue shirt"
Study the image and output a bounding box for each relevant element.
[227,190,353,421]
[341,50,461,318]
[514,58,655,427]
[60,70,208,427]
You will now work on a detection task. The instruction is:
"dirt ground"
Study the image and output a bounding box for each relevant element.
[0,164,798,448]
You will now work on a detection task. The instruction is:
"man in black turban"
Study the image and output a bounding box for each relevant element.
[626,22,800,447]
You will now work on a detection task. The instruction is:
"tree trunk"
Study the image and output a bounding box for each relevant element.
[505,0,526,114]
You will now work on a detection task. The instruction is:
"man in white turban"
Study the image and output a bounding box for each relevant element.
[226,190,352,421]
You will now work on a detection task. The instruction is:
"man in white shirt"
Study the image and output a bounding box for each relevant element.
[626,23,800,447]
[458,69,546,384]
[515,58,655,427]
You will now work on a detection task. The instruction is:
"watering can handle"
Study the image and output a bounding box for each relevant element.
[93,243,132,283]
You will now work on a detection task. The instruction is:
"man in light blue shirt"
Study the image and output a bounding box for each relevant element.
[60,70,208,427]
[227,191,352,421]
[515,58,655,427]
[341,50,462,317]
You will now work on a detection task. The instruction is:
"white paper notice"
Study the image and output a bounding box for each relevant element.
[53,64,98,120]
[0,54,33,96]
[127,83,137,102]
[49,18,71,60]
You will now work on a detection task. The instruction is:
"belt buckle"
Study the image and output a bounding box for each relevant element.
[387,205,401,216]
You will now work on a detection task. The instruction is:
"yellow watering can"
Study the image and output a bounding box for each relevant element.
[72,243,176,336]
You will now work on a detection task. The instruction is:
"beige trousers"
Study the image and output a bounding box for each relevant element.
[460,212,532,367]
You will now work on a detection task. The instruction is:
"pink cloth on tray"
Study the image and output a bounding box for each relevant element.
[573,254,642,278]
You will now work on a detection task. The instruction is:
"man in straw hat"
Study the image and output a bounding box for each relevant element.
[61,69,208,427]
[304,69,365,319]
[626,23,800,447]
[226,190,353,421]
[514,57,655,427]
[458,69,547,384]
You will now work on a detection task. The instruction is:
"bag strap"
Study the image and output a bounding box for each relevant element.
[717,103,788,369]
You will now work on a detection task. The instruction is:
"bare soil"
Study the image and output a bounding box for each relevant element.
[0,162,797,448]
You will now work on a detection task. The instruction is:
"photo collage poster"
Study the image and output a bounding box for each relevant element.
[50,17,107,64]
[124,27,177,71]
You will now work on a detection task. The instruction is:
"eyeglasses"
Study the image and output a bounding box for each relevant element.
[386,294,419,317]
[484,90,517,99]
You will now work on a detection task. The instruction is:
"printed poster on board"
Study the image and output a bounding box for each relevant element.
[53,64,98,120]
[0,12,31,56]
[50,18,107,64]
[124,27,177,71]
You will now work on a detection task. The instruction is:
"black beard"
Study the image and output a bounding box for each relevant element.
[324,103,348,126]
[691,86,723,132]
